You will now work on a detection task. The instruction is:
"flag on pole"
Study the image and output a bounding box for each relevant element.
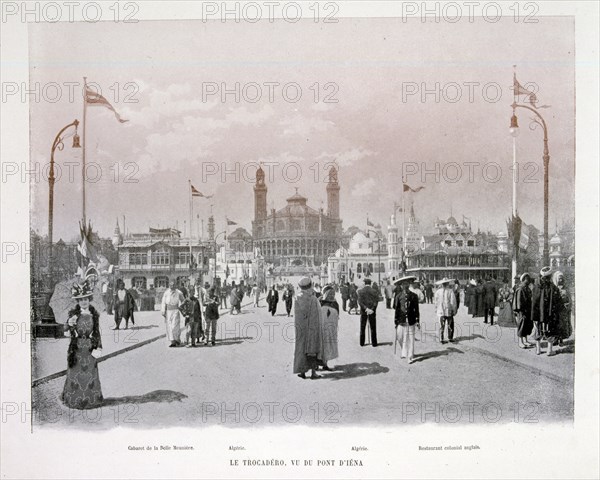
[226,218,238,226]
[518,221,531,250]
[85,86,128,123]
[191,184,213,198]
[513,76,538,107]
[403,184,425,193]
[77,220,98,264]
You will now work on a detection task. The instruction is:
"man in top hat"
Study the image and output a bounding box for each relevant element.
[394,275,420,363]
[293,277,323,379]
[357,278,381,347]
[531,266,561,356]
[434,278,457,343]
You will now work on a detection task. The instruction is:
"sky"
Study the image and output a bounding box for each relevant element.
[28,17,575,241]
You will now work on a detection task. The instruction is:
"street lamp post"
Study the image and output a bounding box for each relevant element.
[48,120,81,293]
[509,110,519,286]
[511,101,550,266]
[214,231,227,285]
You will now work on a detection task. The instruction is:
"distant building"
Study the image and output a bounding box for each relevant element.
[327,230,388,284]
[406,213,509,282]
[252,165,343,274]
[116,227,211,290]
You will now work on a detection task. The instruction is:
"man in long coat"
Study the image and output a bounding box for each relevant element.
[161,280,185,347]
[531,267,561,356]
[513,272,533,348]
[267,285,279,316]
[482,276,498,325]
[294,277,323,379]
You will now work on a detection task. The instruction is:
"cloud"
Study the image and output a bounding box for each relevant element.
[280,114,335,137]
[351,178,376,197]
[317,147,377,167]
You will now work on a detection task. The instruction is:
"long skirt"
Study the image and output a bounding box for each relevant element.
[497,301,515,327]
[557,311,572,341]
[165,310,182,343]
[321,307,339,362]
[61,338,103,409]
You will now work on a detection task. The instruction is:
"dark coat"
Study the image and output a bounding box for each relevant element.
[340,284,349,300]
[513,282,533,337]
[394,290,420,326]
[482,281,497,309]
[205,292,220,320]
[357,285,379,311]
[267,289,279,313]
[531,280,560,335]
[113,289,135,323]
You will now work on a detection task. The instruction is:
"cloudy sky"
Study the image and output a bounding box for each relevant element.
[29,17,575,241]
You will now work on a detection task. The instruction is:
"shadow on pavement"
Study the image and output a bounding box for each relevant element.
[412,347,464,363]
[452,334,485,342]
[102,389,188,406]
[129,325,160,331]
[323,362,389,381]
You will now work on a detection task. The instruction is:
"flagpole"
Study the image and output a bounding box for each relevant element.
[189,179,193,273]
[402,178,407,261]
[82,76,87,225]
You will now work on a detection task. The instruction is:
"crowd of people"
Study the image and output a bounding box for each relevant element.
[60,265,573,409]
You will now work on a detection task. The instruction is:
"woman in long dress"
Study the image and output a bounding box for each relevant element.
[497,280,515,327]
[347,284,359,314]
[61,281,104,410]
[318,285,339,371]
[552,271,572,346]
[474,279,485,318]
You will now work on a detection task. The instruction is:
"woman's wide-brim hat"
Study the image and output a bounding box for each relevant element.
[298,277,312,288]
[394,275,417,285]
[470,279,477,286]
[71,280,93,299]
[540,266,553,277]
[520,273,531,282]
[435,277,453,286]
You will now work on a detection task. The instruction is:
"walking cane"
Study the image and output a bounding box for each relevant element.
[394,325,398,355]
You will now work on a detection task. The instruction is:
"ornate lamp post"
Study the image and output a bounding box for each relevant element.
[509,110,519,285]
[510,100,550,266]
[48,120,81,292]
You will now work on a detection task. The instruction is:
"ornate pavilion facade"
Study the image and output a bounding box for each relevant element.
[251,165,343,273]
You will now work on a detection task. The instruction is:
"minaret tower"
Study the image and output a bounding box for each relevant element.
[253,165,268,238]
[112,218,122,247]
[326,166,340,219]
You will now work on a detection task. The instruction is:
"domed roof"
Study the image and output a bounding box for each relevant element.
[447,216,458,226]
[286,189,307,205]
[550,233,561,245]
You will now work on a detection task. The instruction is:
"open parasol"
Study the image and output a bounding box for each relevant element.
[49,277,105,323]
